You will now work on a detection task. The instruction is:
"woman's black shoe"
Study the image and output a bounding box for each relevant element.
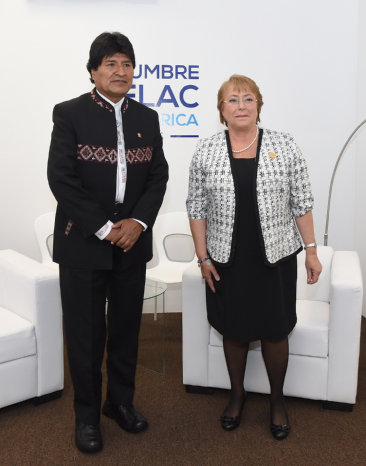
[270,399,290,440]
[220,392,247,431]
[270,422,290,440]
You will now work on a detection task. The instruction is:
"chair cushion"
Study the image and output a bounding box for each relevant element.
[0,307,37,364]
[209,299,329,358]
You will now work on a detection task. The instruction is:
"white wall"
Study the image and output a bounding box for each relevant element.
[0,0,364,312]
[356,0,366,316]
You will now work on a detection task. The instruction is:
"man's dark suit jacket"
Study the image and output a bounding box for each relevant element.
[48,89,169,270]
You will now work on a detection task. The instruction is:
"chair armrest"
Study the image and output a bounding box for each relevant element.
[328,251,363,403]
[182,263,211,386]
[0,249,64,395]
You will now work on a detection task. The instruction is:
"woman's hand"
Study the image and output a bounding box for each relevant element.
[305,250,322,284]
[295,212,322,284]
[201,260,221,293]
[188,219,221,292]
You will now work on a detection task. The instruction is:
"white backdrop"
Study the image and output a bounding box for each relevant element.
[0,0,365,313]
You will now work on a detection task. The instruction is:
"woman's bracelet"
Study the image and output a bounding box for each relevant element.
[197,257,212,267]
[304,242,317,249]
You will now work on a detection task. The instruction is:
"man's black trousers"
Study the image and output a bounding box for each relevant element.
[59,250,146,424]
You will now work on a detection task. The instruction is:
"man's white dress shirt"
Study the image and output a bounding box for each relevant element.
[95,90,146,240]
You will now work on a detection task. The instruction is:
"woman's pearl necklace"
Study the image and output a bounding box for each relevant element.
[232,126,259,153]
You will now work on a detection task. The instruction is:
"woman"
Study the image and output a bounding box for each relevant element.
[186,74,322,440]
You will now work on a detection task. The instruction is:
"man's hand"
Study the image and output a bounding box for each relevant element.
[105,219,143,252]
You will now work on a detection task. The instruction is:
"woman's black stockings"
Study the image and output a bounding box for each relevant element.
[223,336,289,424]
[261,338,289,425]
[222,336,249,417]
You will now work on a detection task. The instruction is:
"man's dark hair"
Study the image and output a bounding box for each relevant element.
[86,32,135,82]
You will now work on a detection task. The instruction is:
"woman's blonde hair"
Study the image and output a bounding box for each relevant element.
[217,74,263,125]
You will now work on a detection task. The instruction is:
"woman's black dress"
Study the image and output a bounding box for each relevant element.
[206,156,297,343]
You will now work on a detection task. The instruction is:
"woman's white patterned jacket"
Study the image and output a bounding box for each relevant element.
[186,128,314,266]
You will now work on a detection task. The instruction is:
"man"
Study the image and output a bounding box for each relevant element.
[47,32,168,453]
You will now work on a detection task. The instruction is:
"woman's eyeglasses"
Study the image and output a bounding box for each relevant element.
[223,97,257,106]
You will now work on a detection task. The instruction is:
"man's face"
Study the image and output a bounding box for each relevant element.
[91,53,134,103]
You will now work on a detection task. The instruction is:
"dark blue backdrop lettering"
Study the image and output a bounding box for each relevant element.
[128,64,200,138]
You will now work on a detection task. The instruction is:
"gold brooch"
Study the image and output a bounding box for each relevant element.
[269,152,277,159]
[137,132,142,138]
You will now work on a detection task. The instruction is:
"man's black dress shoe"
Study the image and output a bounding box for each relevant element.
[102,400,148,433]
[75,423,103,453]
[220,392,247,431]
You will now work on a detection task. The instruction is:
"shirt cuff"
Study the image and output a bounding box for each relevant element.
[95,221,113,240]
[132,218,147,231]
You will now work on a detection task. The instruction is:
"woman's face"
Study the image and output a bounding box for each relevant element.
[221,85,258,130]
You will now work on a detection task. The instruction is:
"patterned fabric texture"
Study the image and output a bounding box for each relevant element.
[186,129,314,265]
[126,146,153,164]
[77,144,117,164]
[90,89,114,113]
[77,144,153,165]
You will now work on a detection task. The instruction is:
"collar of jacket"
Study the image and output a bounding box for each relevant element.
[90,88,129,114]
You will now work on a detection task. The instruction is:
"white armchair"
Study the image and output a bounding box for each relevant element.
[0,249,64,408]
[146,211,196,284]
[146,211,196,315]
[182,246,363,410]
[34,211,57,269]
